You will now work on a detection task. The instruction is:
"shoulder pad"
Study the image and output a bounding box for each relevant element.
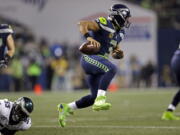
[0,24,13,34]
[95,17,116,33]
[96,17,107,25]
[0,24,9,29]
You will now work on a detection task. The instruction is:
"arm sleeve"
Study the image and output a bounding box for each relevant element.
[2,24,13,33]
[0,115,8,127]
[117,29,125,43]
[0,100,9,127]
[20,118,31,130]
[0,24,14,37]
[95,17,108,29]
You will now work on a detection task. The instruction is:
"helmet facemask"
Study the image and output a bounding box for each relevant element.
[11,97,33,122]
[11,104,28,122]
[109,5,131,29]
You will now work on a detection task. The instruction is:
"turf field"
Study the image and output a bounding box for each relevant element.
[1,88,180,135]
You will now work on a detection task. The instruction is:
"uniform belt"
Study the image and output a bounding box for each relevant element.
[97,54,108,59]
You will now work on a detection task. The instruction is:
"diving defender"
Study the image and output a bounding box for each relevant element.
[0,24,15,68]
[0,97,34,135]
[161,45,180,120]
[58,4,131,127]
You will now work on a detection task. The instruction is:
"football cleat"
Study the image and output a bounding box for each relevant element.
[92,96,111,111]
[161,111,180,120]
[57,103,74,127]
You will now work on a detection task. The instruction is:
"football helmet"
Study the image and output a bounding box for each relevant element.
[109,4,131,29]
[11,97,34,121]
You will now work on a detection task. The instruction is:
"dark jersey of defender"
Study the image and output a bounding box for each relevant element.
[0,24,13,60]
[171,46,180,85]
[91,17,125,58]
[174,45,180,55]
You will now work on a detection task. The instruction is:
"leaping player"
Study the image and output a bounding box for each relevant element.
[0,97,34,135]
[58,4,131,127]
[161,44,180,120]
[0,24,15,68]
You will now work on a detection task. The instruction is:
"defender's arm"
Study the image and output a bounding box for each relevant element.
[6,34,15,58]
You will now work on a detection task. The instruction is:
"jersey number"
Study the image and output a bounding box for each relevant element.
[4,101,10,108]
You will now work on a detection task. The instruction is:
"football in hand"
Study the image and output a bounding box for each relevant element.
[79,42,100,55]
[112,49,124,59]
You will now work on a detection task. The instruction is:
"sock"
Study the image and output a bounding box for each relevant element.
[68,102,78,110]
[75,95,96,108]
[167,104,176,112]
[171,90,180,107]
[167,90,180,111]
[97,89,106,97]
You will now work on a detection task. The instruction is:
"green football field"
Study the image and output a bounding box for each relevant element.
[1,88,180,135]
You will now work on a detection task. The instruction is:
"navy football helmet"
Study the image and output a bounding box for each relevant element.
[109,4,131,29]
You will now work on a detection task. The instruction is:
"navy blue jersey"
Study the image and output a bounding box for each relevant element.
[0,24,13,60]
[171,47,180,85]
[91,17,125,58]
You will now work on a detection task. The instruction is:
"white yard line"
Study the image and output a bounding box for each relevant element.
[35,115,163,123]
[33,125,180,129]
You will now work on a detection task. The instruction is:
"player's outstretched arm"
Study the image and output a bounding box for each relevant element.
[0,34,16,67]
[6,34,15,58]
[78,20,99,35]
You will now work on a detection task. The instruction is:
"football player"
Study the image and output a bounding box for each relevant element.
[161,45,180,120]
[0,24,15,68]
[58,4,131,127]
[0,97,34,135]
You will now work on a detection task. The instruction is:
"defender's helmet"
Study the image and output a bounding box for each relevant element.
[109,4,131,28]
[11,97,34,121]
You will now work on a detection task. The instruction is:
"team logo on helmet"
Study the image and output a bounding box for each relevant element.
[109,4,131,29]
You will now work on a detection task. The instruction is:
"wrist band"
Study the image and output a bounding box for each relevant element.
[84,33,91,39]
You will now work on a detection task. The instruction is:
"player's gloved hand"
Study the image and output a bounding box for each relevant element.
[0,54,11,68]
[87,37,101,48]
[112,49,124,59]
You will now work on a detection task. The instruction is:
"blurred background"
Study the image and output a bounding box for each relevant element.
[0,0,180,92]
